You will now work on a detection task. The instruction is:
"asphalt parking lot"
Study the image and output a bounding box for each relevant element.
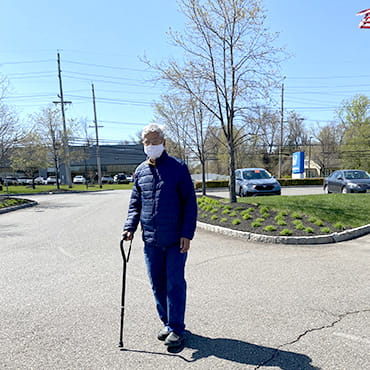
[0,190,369,369]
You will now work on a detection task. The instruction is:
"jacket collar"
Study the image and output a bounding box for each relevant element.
[147,150,168,166]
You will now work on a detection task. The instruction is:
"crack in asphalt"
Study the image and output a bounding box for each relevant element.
[255,308,370,369]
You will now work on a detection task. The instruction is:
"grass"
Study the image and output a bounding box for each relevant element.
[237,193,370,228]
[1,183,133,194]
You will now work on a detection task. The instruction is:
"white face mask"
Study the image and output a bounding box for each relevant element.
[144,143,164,159]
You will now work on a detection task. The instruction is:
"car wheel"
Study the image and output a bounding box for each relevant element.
[341,186,348,194]
[324,185,330,194]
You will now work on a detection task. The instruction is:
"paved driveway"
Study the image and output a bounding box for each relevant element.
[0,190,369,369]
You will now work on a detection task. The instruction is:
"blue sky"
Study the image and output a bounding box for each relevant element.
[1,0,370,143]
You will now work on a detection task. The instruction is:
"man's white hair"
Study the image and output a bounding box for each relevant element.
[141,123,165,140]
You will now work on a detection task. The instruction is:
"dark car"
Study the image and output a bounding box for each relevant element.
[323,169,370,194]
[235,168,281,197]
[3,176,18,185]
[113,173,129,184]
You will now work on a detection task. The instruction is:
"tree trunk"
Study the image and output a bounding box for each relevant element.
[201,159,206,196]
[228,140,237,203]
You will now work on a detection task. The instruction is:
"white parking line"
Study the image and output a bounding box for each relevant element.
[333,332,370,345]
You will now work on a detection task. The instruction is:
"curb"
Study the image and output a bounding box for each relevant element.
[0,200,38,214]
[197,221,370,245]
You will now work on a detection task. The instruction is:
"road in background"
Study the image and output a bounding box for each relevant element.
[0,190,369,369]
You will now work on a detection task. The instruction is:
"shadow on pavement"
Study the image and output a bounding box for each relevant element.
[121,331,320,369]
[184,332,320,369]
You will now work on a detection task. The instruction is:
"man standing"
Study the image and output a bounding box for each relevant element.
[122,123,197,348]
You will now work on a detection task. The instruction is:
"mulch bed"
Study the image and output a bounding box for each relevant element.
[197,195,345,237]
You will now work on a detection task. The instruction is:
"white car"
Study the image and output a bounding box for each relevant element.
[73,175,86,184]
[46,176,60,185]
[34,176,46,185]
[17,177,33,185]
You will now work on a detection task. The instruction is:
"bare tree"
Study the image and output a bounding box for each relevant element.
[0,104,22,168]
[314,122,343,176]
[146,0,283,201]
[154,87,215,195]
[10,132,49,188]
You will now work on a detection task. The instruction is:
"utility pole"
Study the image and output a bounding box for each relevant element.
[91,84,102,188]
[278,82,284,178]
[54,52,72,188]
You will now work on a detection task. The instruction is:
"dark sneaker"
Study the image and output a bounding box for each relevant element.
[157,327,171,341]
[164,331,184,347]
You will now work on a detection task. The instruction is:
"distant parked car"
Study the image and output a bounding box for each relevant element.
[101,175,114,184]
[3,176,18,185]
[73,175,86,184]
[34,176,46,185]
[113,173,129,184]
[17,177,33,185]
[126,175,134,182]
[46,176,60,185]
[323,169,370,194]
[235,168,281,197]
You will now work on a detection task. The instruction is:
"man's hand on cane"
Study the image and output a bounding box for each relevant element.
[122,230,134,241]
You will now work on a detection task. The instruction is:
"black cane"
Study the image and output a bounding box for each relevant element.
[118,238,132,348]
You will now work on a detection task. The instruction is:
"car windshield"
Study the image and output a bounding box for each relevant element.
[343,171,370,180]
[242,170,271,180]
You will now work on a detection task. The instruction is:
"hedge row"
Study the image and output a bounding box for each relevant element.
[194,178,324,189]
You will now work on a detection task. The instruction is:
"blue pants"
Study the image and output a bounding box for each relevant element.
[144,244,187,334]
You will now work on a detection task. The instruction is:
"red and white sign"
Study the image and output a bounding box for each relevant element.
[357,8,370,28]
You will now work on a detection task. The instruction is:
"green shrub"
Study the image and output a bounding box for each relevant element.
[260,206,269,214]
[210,208,219,214]
[278,210,289,217]
[251,221,262,227]
[210,215,218,220]
[232,218,241,225]
[222,209,230,215]
[246,207,255,213]
[321,227,331,233]
[334,222,345,230]
[229,211,237,217]
[305,227,314,233]
[264,225,277,232]
[314,219,324,227]
[280,229,293,236]
[291,212,303,219]
[242,213,252,220]
[276,219,287,226]
[292,220,302,226]
[255,218,265,223]
[308,217,317,223]
[220,218,227,222]
[200,213,207,218]
[294,222,305,230]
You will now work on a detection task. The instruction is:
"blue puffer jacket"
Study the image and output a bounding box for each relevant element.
[124,151,197,248]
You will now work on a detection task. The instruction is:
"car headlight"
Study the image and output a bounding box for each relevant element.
[347,182,360,188]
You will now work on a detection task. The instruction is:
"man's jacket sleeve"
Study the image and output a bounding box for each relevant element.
[123,176,141,232]
[179,164,197,240]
